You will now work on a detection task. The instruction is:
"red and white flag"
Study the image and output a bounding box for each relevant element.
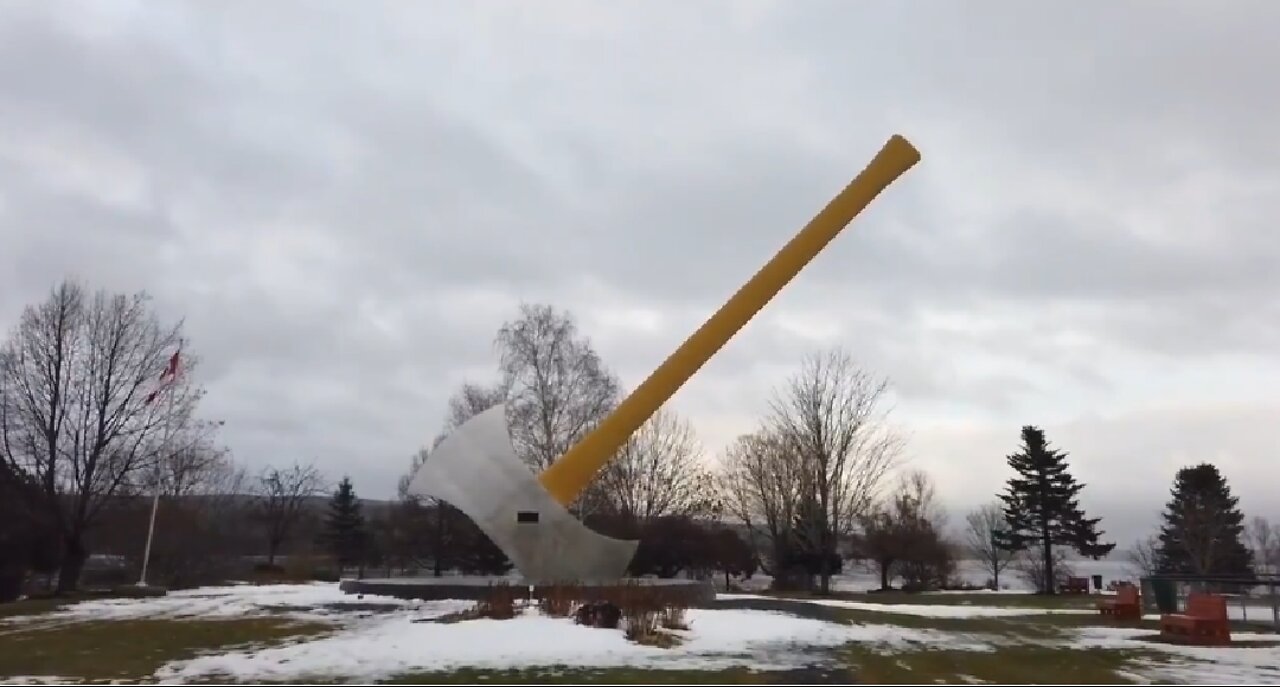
[144,343,183,405]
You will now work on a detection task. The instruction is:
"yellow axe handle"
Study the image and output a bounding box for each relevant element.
[538,134,922,506]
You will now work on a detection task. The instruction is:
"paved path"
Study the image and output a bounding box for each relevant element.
[709,595,850,623]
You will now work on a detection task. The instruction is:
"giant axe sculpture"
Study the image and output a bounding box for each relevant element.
[407,134,921,582]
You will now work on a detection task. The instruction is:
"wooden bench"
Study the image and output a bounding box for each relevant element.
[1160,592,1231,645]
[1098,584,1141,621]
[1058,576,1090,594]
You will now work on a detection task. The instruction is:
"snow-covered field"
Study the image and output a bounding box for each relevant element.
[1072,626,1280,684]
[154,600,985,682]
[4,582,1279,684]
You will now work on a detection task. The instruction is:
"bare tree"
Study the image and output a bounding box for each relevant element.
[496,303,619,472]
[391,447,445,574]
[398,381,513,576]
[0,281,199,591]
[768,348,901,594]
[397,446,430,502]
[1127,534,1160,579]
[148,421,231,498]
[1014,546,1073,593]
[596,407,716,525]
[861,470,953,591]
[965,502,1017,590]
[130,449,249,587]
[719,430,805,580]
[444,381,507,434]
[897,469,948,530]
[1247,517,1279,576]
[253,462,326,566]
[398,379,505,502]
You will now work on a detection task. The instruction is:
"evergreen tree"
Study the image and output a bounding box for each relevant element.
[1156,463,1253,577]
[319,476,368,573]
[996,426,1114,594]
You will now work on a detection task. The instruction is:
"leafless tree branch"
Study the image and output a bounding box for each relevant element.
[0,280,203,591]
[597,406,716,524]
[766,347,901,593]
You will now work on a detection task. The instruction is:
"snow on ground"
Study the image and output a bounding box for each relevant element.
[2,583,436,626]
[1228,603,1280,624]
[717,593,1094,618]
[9,581,1279,683]
[929,588,1036,595]
[155,598,991,682]
[801,599,1097,618]
[1070,626,1280,684]
[737,557,1137,594]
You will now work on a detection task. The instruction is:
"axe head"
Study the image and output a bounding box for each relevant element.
[405,404,638,583]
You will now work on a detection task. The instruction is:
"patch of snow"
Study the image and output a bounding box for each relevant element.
[155,604,993,682]
[737,557,1136,594]
[827,558,1136,594]
[799,599,1096,618]
[3,583,430,625]
[1071,626,1280,684]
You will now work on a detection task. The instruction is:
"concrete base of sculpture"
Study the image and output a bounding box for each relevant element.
[405,405,638,583]
[115,584,167,598]
[339,576,717,607]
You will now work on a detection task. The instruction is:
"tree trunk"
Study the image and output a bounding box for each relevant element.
[880,560,890,590]
[1042,534,1054,595]
[56,536,87,594]
[433,508,444,577]
[0,565,25,603]
[816,524,831,595]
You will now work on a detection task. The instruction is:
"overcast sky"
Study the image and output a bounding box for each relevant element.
[2,1,1277,546]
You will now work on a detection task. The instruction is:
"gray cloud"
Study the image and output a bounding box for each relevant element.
[1,0,1277,537]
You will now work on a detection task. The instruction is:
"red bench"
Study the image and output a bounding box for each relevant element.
[1058,576,1090,594]
[1098,584,1141,621]
[1160,592,1230,645]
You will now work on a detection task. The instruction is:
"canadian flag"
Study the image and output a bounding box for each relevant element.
[144,344,183,405]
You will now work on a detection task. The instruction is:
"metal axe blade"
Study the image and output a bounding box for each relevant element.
[405,403,638,583]
[409,134,922,583]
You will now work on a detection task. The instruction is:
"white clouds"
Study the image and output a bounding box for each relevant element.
[0,0,1276,540]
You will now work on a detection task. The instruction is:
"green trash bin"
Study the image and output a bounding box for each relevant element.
[1149,577,1178,613]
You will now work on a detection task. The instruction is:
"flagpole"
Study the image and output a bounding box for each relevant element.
[139,344,181,588]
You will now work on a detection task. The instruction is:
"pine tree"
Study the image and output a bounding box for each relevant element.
[996,426,1114,593]
[319,476,367,574]
[1156,463,1253,577]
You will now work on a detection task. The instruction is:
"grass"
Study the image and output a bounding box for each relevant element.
[825,605,1159,637]
[0,596,72,619]
[378,645,1176,684]
[840,644,1175,684]
[0,585,1259,685]
[0,586,165,620]
[0,617,330,681]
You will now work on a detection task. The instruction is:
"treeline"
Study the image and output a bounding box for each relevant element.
[957,429,1279,595]
[4,280,1277,601]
